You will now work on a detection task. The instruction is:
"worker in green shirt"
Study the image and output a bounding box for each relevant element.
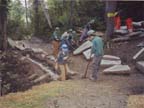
[87,30,104,81]
[51,27,61,58]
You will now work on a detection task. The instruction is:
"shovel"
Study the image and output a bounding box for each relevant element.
[81,60,91,79]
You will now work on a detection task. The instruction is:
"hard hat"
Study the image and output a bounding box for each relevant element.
[61,44,68,52]
[68,29,73,32]
[55,27,60,30]
[72,31,76,34]
[87,30,95,36]
[89,19,95,24]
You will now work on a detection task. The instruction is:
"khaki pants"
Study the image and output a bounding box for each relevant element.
[52,40,59,57]
[59,64,67,81]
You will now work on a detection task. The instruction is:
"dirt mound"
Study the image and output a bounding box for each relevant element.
[106,38,144,64]
[0,50,34,95]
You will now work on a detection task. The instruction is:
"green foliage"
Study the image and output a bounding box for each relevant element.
[8,0,31,39]
[58,12,69,26]
[7,0,105,40]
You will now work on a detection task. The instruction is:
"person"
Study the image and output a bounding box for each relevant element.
[126,17,133,33]
[57,43,69,81]
[114,14,121,30]
[51,27,61,58]
[87,30,104,81]
[71,30,78,47]
[79,19,95,42]
[60,29,74,51]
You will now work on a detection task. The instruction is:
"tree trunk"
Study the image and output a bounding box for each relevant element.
[33,0,40,36]
[2,18,7,51]
[69,0,74,28]
[0,72,2,96]
[40,0,52,29]
[25,0,28,26]
[0,0,8,51]
[105,1,117,41]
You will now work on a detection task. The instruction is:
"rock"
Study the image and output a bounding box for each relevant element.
[103,65,131,75]
[8,38,28,50]
[83,49,94,60]
[103,55,120,61]
[73,40,92,55]
[7,38,17,48]
[101,59,121,67]
[136,61,144,73]
[133,48,144,60]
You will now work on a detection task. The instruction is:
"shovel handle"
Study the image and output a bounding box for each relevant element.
[83,60,91,78]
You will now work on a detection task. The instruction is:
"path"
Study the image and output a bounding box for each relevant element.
[30,38,144,108]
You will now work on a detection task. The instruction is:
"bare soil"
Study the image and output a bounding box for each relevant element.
[1,37,144,108]
[43,38,144,108]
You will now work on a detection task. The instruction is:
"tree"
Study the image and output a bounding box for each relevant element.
[69,0,74,28]
[0,0,9,51]
[25,0,28,26]
[105,1,117,41]
[40,0,52,29]
[33,0,40,36]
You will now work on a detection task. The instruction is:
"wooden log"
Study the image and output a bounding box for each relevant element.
[112,36,130,42]
[133,48,144,60]
[22,56,59,80]
[124,31,142,37]
[33,74,50,83]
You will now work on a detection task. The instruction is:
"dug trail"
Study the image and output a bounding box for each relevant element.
[0,38,144,108]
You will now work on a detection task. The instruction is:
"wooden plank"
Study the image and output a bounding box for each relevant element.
[22,56,59,80]
[133,48,144,60]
